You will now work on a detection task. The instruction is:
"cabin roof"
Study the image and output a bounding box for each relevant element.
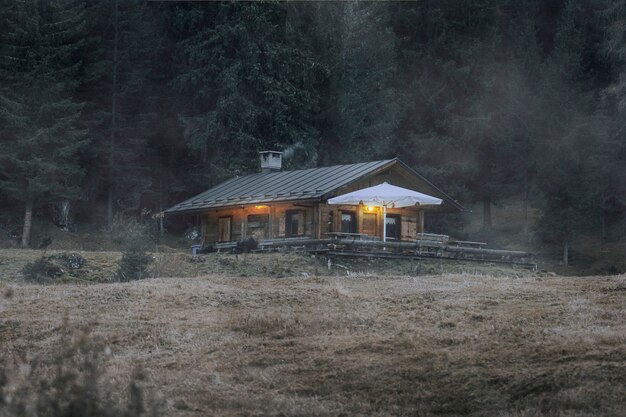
[165,158,464,214]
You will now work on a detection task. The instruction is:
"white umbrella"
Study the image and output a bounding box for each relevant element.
[327,182,443,242]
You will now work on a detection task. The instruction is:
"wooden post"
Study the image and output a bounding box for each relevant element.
[268,206,274,239]
[201,215,206,246]
[241,207,246,240]
[316,204,322,239]
[418,210,425,234]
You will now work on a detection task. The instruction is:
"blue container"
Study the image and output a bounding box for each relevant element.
[191,244,202,255]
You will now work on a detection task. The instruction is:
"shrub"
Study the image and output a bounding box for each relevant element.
[116,233,153,282]
[22,257,64,283]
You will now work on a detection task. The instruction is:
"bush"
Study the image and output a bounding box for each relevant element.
[22,257,64,283]
[0,324,162,417]
[116,234,153,282]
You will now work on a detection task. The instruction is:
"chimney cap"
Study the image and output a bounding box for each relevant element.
[260,150,283,173]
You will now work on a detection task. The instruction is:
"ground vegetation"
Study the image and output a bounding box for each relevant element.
[1,271,624,416]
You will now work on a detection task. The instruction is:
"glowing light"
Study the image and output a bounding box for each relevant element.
[254,205,268,209]
[366,206,375,212]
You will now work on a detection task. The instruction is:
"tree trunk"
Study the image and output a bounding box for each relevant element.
[21,197,33,248]
[158,163,164,237]
[107,186,114,229]
[563,240,569,267]
[523,170,529,242]
[483,197,492,228]
[107,0,120,229]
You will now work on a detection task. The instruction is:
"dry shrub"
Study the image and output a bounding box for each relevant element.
[21,256,64,283]
[0,322,162,417]
[107,213,156,247]
[117,234,153,282]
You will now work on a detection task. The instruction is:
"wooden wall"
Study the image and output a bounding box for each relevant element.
[318,203,421,240]
[202,203,424,245]
[202,203,315,244]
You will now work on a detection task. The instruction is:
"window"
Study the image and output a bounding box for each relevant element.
[285,210,305,237]
[341,211,356,234]
[247,214,269,240]
[385,215,401,240]
[217,216,232,242]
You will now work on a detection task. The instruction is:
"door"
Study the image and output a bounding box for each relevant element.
[218,216,232,242]
[385,214,401,240]
[341,211,356,233]
[362,213,377,238]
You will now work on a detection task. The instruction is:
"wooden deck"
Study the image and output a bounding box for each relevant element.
[204,234,536,270]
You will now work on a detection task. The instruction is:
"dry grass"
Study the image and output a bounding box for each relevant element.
[0,249,535,284]
[1,270,625,416]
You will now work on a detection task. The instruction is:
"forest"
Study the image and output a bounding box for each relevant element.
[0,0,624,268]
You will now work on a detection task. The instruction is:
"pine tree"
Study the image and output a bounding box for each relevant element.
[599,0,626,240]
[171,2,322,187]
[0,0,89,247]
[312,1,399,165]
[81,0,161,228]
[533,1,619,265]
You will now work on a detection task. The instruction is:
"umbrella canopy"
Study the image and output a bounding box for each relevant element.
[327,182,442,208]
[327,182,442,242]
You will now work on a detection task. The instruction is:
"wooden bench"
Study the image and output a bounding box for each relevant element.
[325,232,370,240]
[449,240,487,248]
[213,242,238,253]
[415,233,449,244]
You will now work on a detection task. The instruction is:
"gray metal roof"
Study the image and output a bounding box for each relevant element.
[165,158,465,214]
[166,160,394,214]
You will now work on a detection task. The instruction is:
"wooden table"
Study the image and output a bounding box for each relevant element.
[325,232,370,240]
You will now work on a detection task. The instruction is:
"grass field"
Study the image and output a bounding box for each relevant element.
[1,265,625,416]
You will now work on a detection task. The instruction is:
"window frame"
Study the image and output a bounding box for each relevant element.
[285,209,305,237]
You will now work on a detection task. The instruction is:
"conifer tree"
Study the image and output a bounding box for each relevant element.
[312,1,399,165]
[172,2,322,187]
[0,0,89,247]
[82,0,161,228]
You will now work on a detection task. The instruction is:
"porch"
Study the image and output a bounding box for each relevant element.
[207,234,536,269]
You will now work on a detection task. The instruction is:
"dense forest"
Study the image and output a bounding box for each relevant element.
[0,0,624,266]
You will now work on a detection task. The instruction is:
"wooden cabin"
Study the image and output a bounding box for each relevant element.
[165,152,464,247]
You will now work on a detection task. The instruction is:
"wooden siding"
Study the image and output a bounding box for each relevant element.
[202,203,315,243]
[202,203,423,244]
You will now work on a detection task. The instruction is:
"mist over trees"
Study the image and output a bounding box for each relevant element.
[0,0,624,262]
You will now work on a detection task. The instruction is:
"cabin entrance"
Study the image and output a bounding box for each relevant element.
[385,214,401,240]
[217,216,232,242]
[340,211,356,233]
[362,212,377,238]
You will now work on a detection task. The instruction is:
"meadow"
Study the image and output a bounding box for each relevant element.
[1,259,625,416]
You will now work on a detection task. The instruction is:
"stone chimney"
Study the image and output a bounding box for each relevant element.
[259,151,283,173]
